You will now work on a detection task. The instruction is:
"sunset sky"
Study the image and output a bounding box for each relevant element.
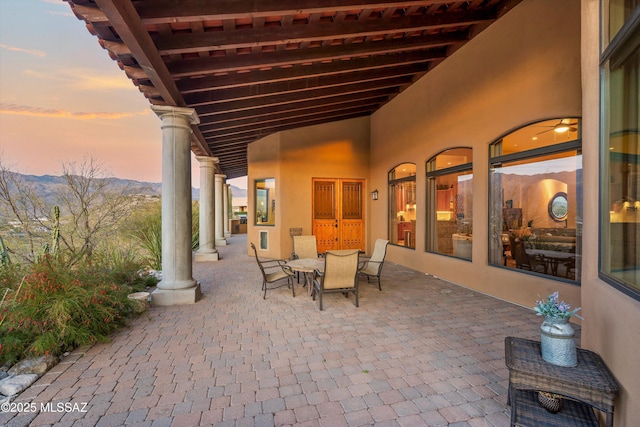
[0,0,246,189]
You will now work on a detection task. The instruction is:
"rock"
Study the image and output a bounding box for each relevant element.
[8,355,58,376]
[0,371,8,381]
[0,374,39,397]
[0,394,10,405]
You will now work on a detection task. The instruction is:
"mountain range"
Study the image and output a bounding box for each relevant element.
[9,173,247,203]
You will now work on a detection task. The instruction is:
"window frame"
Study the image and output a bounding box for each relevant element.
[254,178,276,226]
[387,163,417,249]
[488,123,582,282]
[598,2,640,301]
[425,147,473,259]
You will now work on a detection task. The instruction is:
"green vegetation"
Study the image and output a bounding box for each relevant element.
[0,257,139,364]
[0,157,166,366]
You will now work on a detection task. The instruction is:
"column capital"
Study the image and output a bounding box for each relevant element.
[151,105,200,125]
[215,173,227,180]
[196,156,219,165]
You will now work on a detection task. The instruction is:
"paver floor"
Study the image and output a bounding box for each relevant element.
[1,234,555,427]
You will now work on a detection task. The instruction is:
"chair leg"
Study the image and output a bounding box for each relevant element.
[290,278,295,298]
[377,276,382,291]
[354,288,359,307]
[263,281,267,299]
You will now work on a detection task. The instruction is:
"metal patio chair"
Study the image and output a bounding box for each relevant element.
[358,239,390,291]
[251,243,295,299]
[292,235,320,282]
[312,249,360,311]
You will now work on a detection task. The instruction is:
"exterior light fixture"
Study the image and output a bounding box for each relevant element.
[371,189,379,200]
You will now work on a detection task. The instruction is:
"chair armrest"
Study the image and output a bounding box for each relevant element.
[359,259,382,272]
[260,259,288,267]
[281,265,294,275]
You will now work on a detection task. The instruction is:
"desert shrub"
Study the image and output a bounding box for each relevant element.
[0,256,139,365]
[125,201,162,270]
[125,200,201,269]
[92,241,157,293]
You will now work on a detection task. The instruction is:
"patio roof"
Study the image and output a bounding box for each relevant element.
[65,0,522,179]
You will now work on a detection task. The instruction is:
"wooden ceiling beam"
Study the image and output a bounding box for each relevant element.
[177,48,445,94]
[154,9,493,54]
[184,62,428,106]
[133,1,458,24]
[199,96,389,130]
[203,112,370,145]
[213,153,247,162]
[196,88,397,120]
[191,77,408,114]
[167,32,465,77]
[208,146,249,154]
[201,100,384,135]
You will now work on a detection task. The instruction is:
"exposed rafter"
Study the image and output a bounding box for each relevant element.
[67,0,523,179]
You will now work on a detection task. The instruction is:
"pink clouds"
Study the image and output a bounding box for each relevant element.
[0,103,150,120]
[0,43,46,58]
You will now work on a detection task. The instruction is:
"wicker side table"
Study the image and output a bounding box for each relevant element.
[505,336,620,427]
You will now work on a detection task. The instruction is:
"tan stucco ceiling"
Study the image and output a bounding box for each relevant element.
[65,0,523,179]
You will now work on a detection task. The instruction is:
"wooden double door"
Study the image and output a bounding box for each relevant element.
[312,178,365,253]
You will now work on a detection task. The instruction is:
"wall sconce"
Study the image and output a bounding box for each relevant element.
[371,189,379,200]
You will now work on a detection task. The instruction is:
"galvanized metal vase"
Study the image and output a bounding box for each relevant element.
[540,316,577,367]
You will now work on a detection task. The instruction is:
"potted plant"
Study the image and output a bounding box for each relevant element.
[534,292,583,367]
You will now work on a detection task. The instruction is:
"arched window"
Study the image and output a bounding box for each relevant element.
[489,118,582,281]
[388,163,416,248]
[426,148,473,259]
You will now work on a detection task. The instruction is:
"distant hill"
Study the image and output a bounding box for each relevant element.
[10,173,246,203]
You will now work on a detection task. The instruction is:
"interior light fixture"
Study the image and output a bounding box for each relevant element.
[554,123,570,133]
[371,189,379,200]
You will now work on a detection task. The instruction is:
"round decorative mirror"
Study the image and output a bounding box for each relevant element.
[548,192,568,221]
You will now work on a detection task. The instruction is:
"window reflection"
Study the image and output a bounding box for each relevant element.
[489,120,582,281]
[254,178,275,226]
[426,148,473,259]
[388,163,416,248]
[601,8,640,294]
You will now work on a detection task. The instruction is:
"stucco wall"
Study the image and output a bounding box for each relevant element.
[369,0,582,310]
[247,117,370,259]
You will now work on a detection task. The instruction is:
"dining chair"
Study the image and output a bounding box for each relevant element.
[250,243,295,299]
[359,239,389,291]
[292,235,319,282]
[509,236,546,273]
[312,249,360,311]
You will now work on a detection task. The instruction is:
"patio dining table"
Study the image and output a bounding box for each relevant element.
[287,258,324,296]
[526,249,574,277]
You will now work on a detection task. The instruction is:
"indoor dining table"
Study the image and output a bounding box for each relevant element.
[525,249,575,277]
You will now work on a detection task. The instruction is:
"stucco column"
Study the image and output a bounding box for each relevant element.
[195,156,219,261]
[224,183,231,238]
[151,105,201,306]
[215,173,227,245]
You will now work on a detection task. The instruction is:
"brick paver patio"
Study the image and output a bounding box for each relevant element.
[1,234,553,427]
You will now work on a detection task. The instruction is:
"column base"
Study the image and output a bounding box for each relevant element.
[224,232,231,238]
[215,238,228,246]
[194,251,219,262]
[151,283,202,306]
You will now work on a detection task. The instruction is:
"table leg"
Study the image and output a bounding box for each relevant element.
[305,272,314,297]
